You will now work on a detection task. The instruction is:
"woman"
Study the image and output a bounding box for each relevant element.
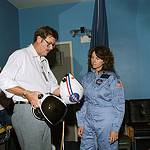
[76,46,125,150]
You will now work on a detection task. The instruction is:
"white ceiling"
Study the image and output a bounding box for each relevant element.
[8,0,92,9]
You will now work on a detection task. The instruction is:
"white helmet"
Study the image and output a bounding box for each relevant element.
[60,73,84,104]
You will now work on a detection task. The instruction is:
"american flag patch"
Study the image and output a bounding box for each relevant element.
[116,80,123,88]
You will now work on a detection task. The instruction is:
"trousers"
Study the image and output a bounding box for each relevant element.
[80,107,118,150]
[12,104,51,150]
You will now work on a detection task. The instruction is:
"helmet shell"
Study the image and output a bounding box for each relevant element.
[60,73,84,104]
[32,94,67,125]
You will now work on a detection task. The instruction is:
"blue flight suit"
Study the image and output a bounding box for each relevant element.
[76,70,125,150]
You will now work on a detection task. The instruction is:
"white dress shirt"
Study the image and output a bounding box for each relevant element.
[0,44,59,103]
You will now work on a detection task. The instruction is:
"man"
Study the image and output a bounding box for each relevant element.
[0,26,60,150]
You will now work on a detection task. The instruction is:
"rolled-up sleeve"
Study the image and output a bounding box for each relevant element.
[0,51,23,97]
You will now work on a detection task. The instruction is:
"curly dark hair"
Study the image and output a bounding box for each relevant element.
[33,26,58,43]
[88,46,115,72]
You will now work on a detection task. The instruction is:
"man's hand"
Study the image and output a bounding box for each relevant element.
[24,90,41,108]
[52,87,60,96]
[6,86,41,108]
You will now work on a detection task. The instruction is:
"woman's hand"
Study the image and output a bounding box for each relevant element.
[77,127,84,137]
[109,131,118,144]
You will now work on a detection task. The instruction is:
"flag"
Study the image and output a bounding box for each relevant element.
[90,0,109,48]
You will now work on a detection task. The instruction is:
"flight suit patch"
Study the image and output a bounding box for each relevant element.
[116,80,123,88]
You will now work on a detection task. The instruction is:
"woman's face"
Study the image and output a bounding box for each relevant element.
[91,51,104,72]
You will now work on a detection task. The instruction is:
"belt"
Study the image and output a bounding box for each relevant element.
[15,101,30,104]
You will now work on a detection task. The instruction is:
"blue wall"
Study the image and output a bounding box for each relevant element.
[0,0,19,67]
[1,0,150,99]
[106,0,150,99]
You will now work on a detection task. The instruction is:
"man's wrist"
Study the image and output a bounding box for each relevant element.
[22,90,29,99]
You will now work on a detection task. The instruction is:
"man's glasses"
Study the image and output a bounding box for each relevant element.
[43,39,55,48]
